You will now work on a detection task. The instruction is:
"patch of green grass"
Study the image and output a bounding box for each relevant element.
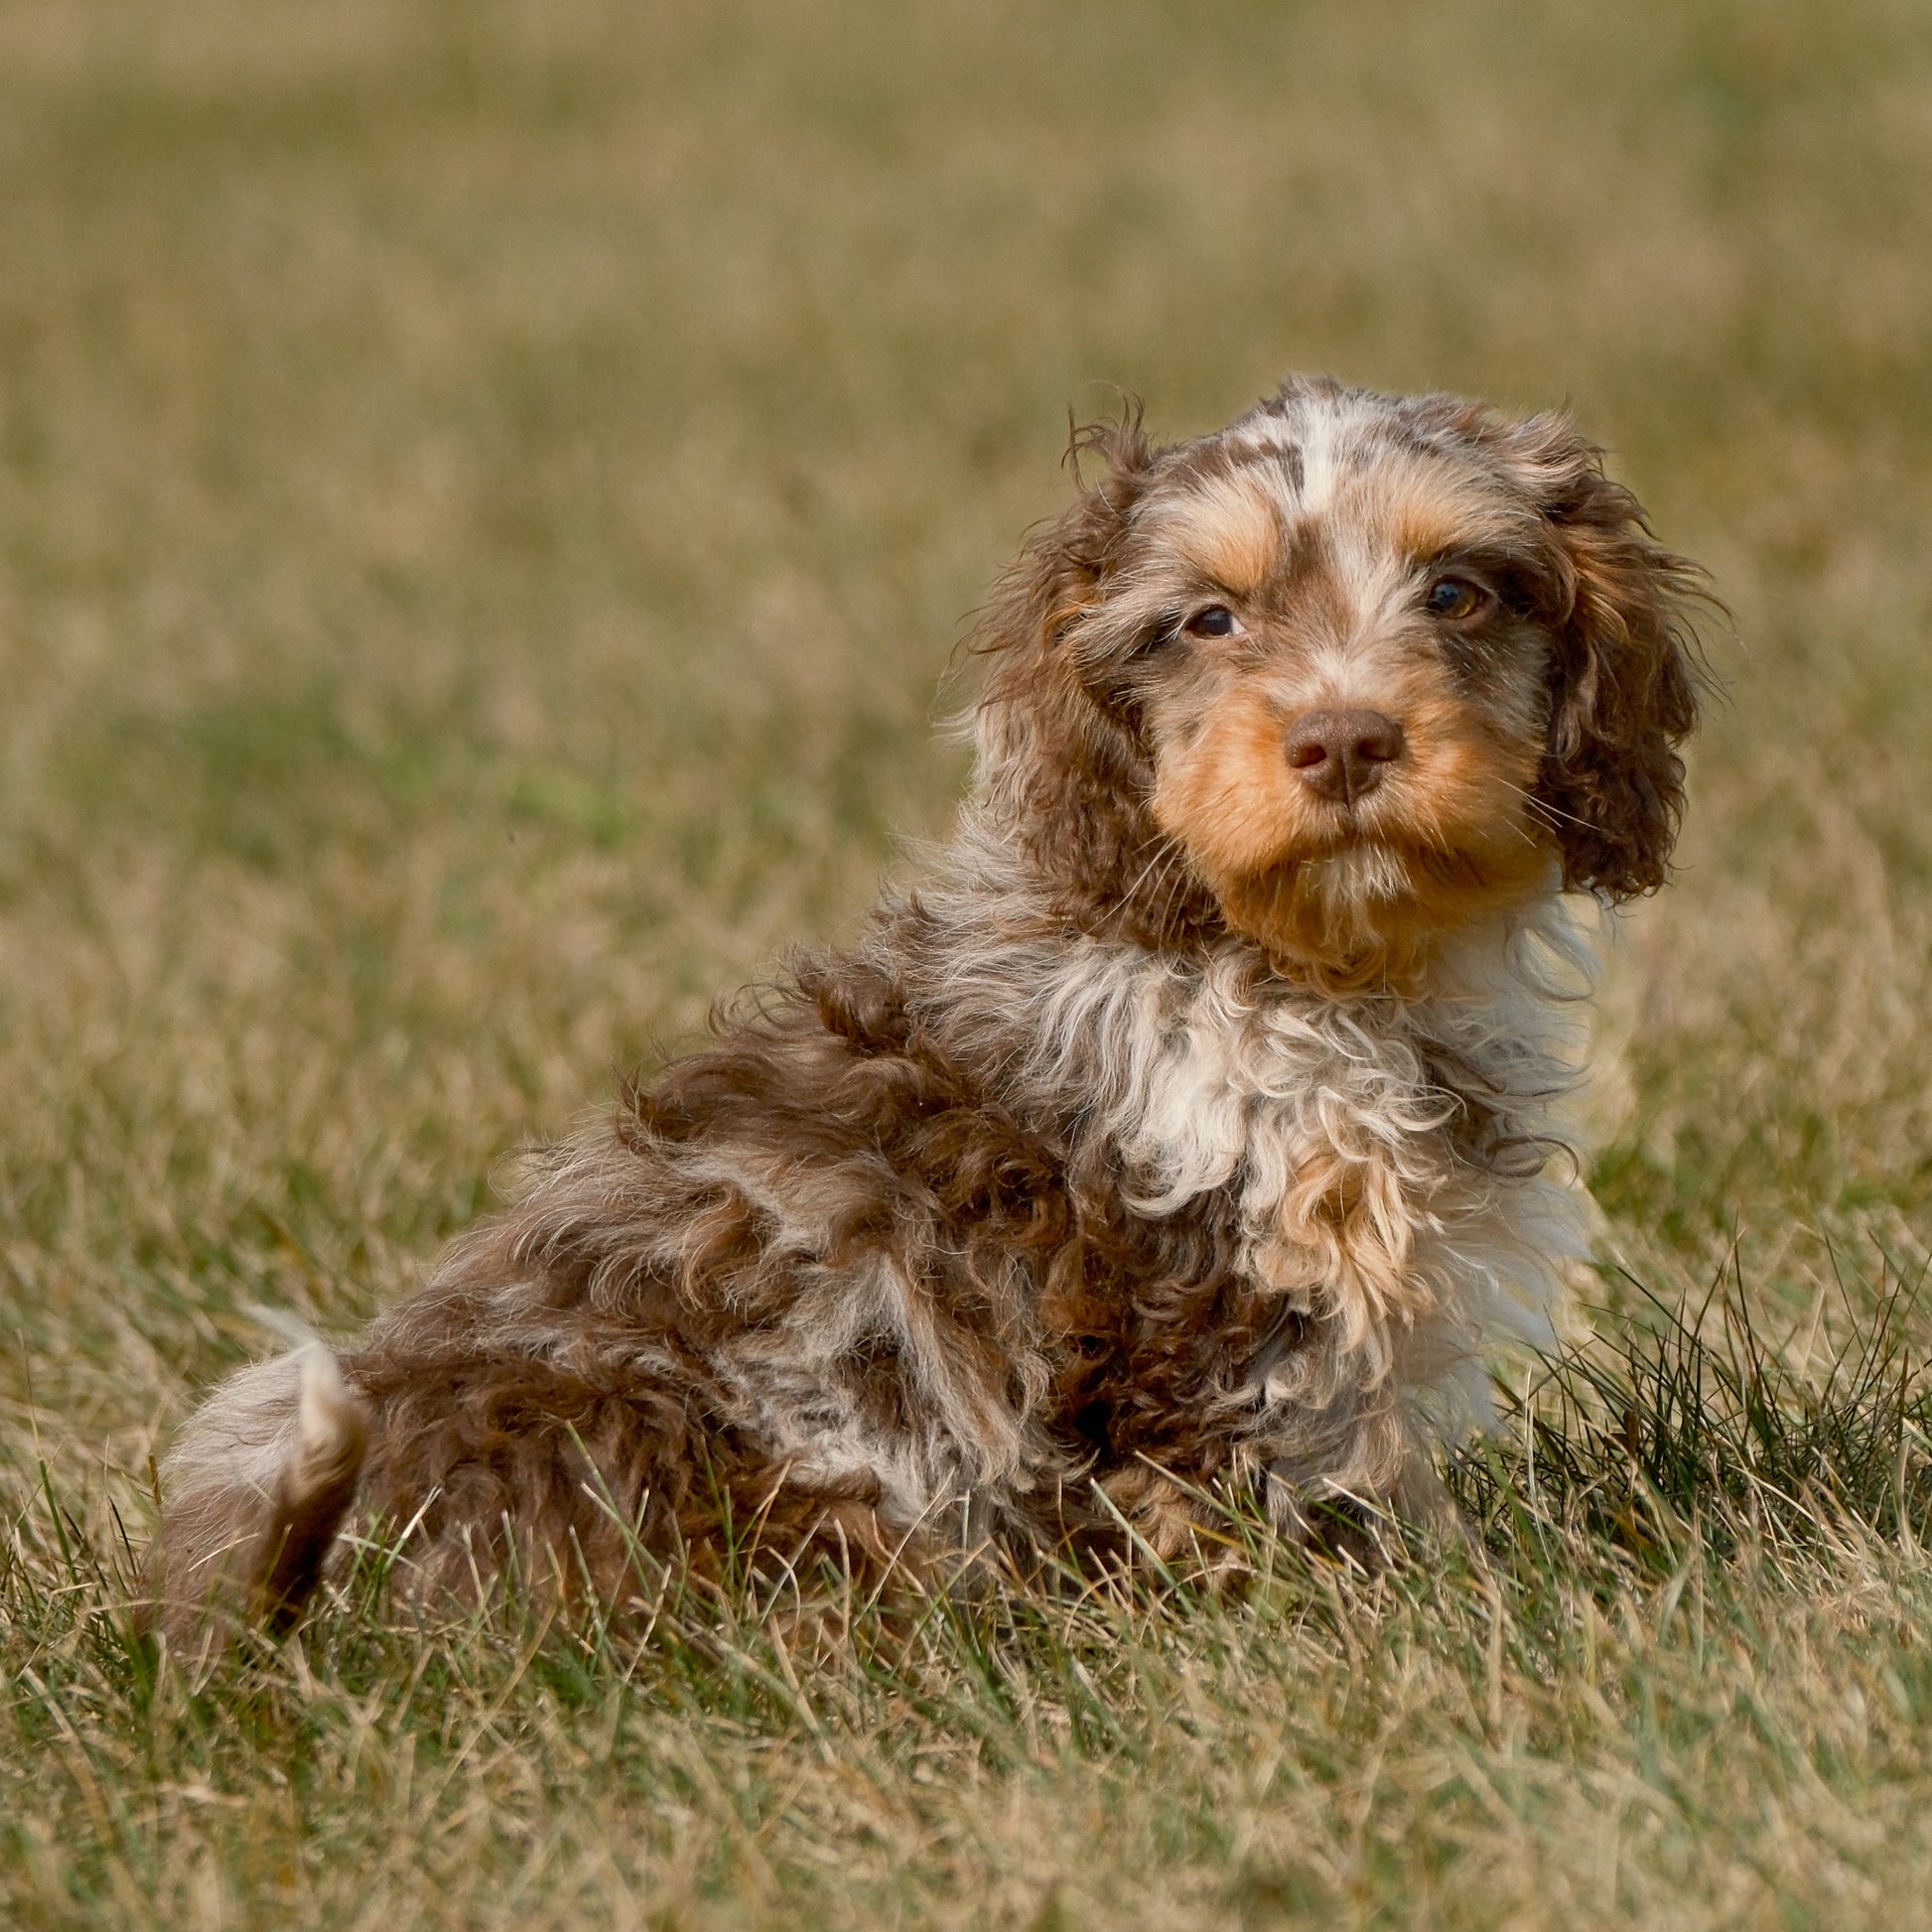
[5,0,1932,1923]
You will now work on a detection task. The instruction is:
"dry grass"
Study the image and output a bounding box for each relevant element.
[5,0,1932,1923]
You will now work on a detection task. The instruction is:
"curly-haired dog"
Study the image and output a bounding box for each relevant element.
[149,376,1701,1646]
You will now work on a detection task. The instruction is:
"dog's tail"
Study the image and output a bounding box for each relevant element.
[147,1342,370,1654]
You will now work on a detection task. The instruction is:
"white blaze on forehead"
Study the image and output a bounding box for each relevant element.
[1223,392,1362,527]
[1293,403,1340,516]
[1224,404,1336,516]
[1326,516,1421,626]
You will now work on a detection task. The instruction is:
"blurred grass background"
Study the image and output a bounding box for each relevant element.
[5,0,1932,1924]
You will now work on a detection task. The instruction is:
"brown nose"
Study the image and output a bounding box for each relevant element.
[1285,708,1407,803]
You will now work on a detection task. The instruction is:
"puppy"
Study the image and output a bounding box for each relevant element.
[149,376,1701,1646]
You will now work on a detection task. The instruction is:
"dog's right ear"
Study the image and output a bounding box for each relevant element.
[973,407,1156,681]
[969,406,1171,928]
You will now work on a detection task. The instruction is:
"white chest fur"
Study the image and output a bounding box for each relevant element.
[1007,900,1594,1413]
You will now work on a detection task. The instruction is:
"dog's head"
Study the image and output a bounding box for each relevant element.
[974,377,1705,983]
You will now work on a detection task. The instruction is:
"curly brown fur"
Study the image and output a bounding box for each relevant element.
[147,376,1704,1648]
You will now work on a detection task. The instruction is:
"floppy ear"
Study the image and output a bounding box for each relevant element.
[971,409,1194,935]
[972,406,1155,727]
[1488,416,1706,902]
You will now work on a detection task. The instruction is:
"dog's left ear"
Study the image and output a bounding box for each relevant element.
[1485,413,1707,902]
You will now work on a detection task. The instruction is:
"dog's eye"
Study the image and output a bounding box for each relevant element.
[1183,605,1238,637]
[1425,576,1488,621]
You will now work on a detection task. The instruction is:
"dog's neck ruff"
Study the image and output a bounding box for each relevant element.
[917,809,1593,1434]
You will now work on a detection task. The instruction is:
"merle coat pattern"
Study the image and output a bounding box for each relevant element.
[150,376,1701,1647]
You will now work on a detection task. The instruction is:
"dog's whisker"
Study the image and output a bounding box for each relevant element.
[1122,839,1180,908]
[1493,775,1591,836]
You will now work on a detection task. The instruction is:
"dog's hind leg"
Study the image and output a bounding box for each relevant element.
[147,1343,370,1654]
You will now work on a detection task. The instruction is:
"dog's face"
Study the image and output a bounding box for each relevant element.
[1107,424,1566,967]
[976,379,1703,981]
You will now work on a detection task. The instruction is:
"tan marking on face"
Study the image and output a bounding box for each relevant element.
[1331,458,1533,581]
[1162,475,1283,598]
[1150,661,1553,982]
[1152,686,1334,883]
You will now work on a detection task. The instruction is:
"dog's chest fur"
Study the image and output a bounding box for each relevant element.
[908,893,1586,1528]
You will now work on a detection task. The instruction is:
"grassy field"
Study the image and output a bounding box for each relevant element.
[5,0,1932,1922]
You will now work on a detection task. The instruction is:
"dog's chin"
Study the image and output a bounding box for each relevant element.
[1204,823,1549,990]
